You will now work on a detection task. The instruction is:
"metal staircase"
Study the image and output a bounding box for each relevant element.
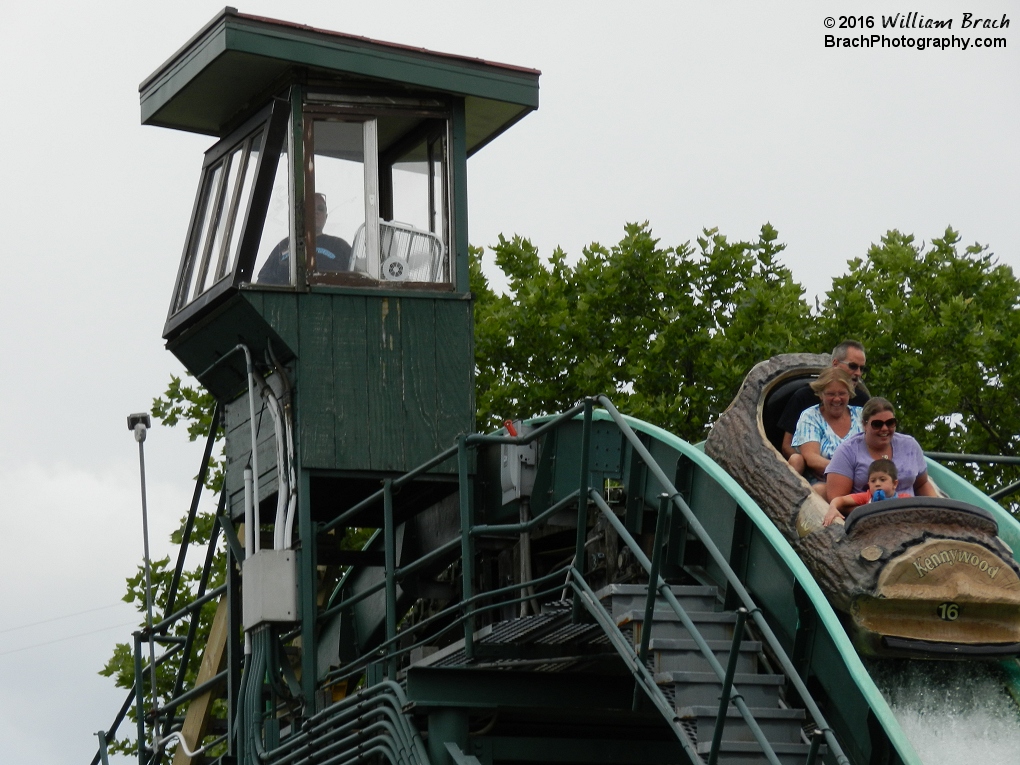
[607,584,824,765]
[411,581,829,765]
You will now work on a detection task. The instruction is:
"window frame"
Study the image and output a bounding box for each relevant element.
[165,91,460,339]
[164,98,290,336]
[302,95,454,290]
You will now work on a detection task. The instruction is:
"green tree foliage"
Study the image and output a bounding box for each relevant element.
[813,228,1020,508]
[474,222,1019,509]
[98,552,226,756]
[152,375,223,493]
[473,222,813,440]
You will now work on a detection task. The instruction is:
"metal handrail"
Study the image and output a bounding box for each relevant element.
[317,403,588,537]
[471,490,580,536]
[152,670,228,715]
[568,570,706,765]
[164,402,222,617]
[106,391,851,765]
[990,480,1020,501]
[321,572,572,687]
[147,584,227,634]
[596,395,850,764]
[588,489,781,765]
[924,451,1020,501]
[924,451,1020,465]
[308,395,845,765]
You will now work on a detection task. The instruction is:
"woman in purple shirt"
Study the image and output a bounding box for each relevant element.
[824,397,937,501]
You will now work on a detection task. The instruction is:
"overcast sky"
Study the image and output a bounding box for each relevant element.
[0,2,1016,762]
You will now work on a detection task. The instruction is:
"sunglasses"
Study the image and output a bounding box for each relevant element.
[840,361,869,374]
[868,417,897,430]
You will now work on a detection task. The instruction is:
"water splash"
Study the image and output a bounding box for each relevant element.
[869,660,1020,764]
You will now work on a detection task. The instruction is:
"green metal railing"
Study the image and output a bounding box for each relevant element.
[314,396,847,765]
[595,396,847,764]
[316,403,587,670]
[924,451,1020,501]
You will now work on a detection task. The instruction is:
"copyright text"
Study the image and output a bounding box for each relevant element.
[822,12,1009,51]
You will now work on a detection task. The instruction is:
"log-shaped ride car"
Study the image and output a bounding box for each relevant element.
[705,353,1020,658]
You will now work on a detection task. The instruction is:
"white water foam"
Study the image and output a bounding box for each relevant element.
[869,661,1020,765]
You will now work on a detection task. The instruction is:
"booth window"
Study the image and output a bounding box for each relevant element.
[168,95,454,330]
[387,128,449,282]
[167,100,289,331]
[250,141,293,285]
[173,130,262,312]
[305,97,452,287]
[303,120,368,282]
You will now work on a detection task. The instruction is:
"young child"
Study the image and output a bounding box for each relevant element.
[823,458,905,526]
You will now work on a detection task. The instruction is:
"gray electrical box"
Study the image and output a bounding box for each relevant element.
[500,421,538,504]
[242,549,298,628]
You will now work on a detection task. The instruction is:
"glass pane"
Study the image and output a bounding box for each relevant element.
[388,132,448,283]
[311,120,364,276]
[431,135,449,281]
[178,163,223,309]
[391,152,429,231]
[200,146,243,294]
[253,143,291,285]
[223,133,262,279]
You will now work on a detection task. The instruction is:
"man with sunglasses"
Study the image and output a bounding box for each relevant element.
[778,340,871,462]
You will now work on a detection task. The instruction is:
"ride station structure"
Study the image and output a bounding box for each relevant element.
[91,9,1020,765]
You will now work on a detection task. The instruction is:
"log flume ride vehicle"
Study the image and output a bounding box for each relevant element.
[92,10,1020,765]
[706,354,1020,660]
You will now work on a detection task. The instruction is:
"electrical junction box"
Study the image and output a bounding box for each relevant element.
[242,549,298,629]
[501,421,537,505]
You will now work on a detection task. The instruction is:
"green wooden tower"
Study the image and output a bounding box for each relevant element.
[149,9,538,541]
[145,6,538,718]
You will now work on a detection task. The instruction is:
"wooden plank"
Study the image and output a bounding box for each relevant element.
[401,300,440,466]
[435,300,474,454]
[261,292,300,357]
[223,395,250,435]
[332,296,371,470]
[172,596,229,765]
[223,391,277,506]
[246,290,264,312]
[297,293,336,468]
[223,396,249,501]
[366,296,405,471]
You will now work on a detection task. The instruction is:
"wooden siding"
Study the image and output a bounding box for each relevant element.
[167,292,297,401]
[220,289,471,504]
[241,291,473,474]
[224,389,280,520]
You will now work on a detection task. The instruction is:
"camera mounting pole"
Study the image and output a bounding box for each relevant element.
[127,412,158,713]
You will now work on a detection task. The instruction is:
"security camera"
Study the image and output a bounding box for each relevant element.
[127,413,152,430]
